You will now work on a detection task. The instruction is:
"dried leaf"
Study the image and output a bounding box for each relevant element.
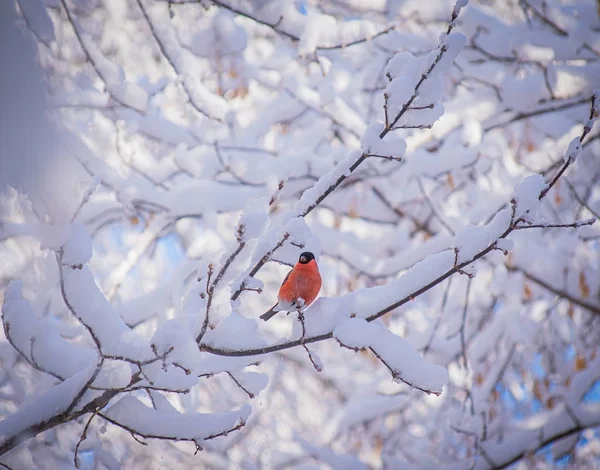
[524,283,532,300]
[575,355,587,371]
[554,192,562,205]
[334,213,342,229]
[579,271,590,298]
[348,201,359,219]
[533,380,543,401]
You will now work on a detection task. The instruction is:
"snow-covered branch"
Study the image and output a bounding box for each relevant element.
[2,0,600,467]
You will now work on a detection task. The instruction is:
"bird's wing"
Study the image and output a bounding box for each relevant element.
[280,268,292,288]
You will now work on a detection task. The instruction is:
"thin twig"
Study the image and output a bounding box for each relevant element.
[74,413,97,469]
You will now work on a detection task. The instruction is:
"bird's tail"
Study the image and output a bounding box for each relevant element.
[260,304,279,321]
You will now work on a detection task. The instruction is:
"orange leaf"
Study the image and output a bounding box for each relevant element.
[554,192,562,205]
[348,201,359,219]
[579,271,590,298]
[524,283,532,300]
[575,355,587,371]
[334,213,342,229]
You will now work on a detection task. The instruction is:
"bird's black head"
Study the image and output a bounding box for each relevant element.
[298,252,315,264]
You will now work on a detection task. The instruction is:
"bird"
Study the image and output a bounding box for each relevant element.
[260,251,322,321]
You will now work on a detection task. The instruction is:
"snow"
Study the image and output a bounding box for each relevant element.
[0,365,95,443]
[2,280,96,379]
[437,33,467,73]
[3,0,600,467]
[453,208,511,263]
[203,312,267,350]
[238,198,270,241]
[103,396,251,441]
[291,151,364,216]
[385,51,419,81]
[360,122,407,158]
[333,317,448,393]
[61,266,154,362]
[454,0,469,14]
[165,180,266,217]
[151,318,204,373]
[512,174,547,219]
[93,360,132,389]
[564,137,581,164]
[461,119,482,147]
[297,13,337,56]
[229,370,269,397]
[61,223,93,265]
[495,238,514,254]
[333,317,375,350]
[297,436,369,470]
[17,0,55,45]
[368,322,448,393]
[327,392,410,437]
[79,35,148,112]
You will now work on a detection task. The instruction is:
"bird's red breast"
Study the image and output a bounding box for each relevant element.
[278,259,322,307]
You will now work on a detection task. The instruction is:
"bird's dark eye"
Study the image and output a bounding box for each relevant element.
[300,256,307,263]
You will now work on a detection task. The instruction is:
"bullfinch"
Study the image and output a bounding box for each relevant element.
[260,252,322,321]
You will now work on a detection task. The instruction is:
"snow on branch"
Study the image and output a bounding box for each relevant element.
[4,0,600,467]
[210,0,392,52]
[334,317,447,395]
[202,94,599,366]
[228,2,469,299]
[101,396,250,450]
[0,366,97,455]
